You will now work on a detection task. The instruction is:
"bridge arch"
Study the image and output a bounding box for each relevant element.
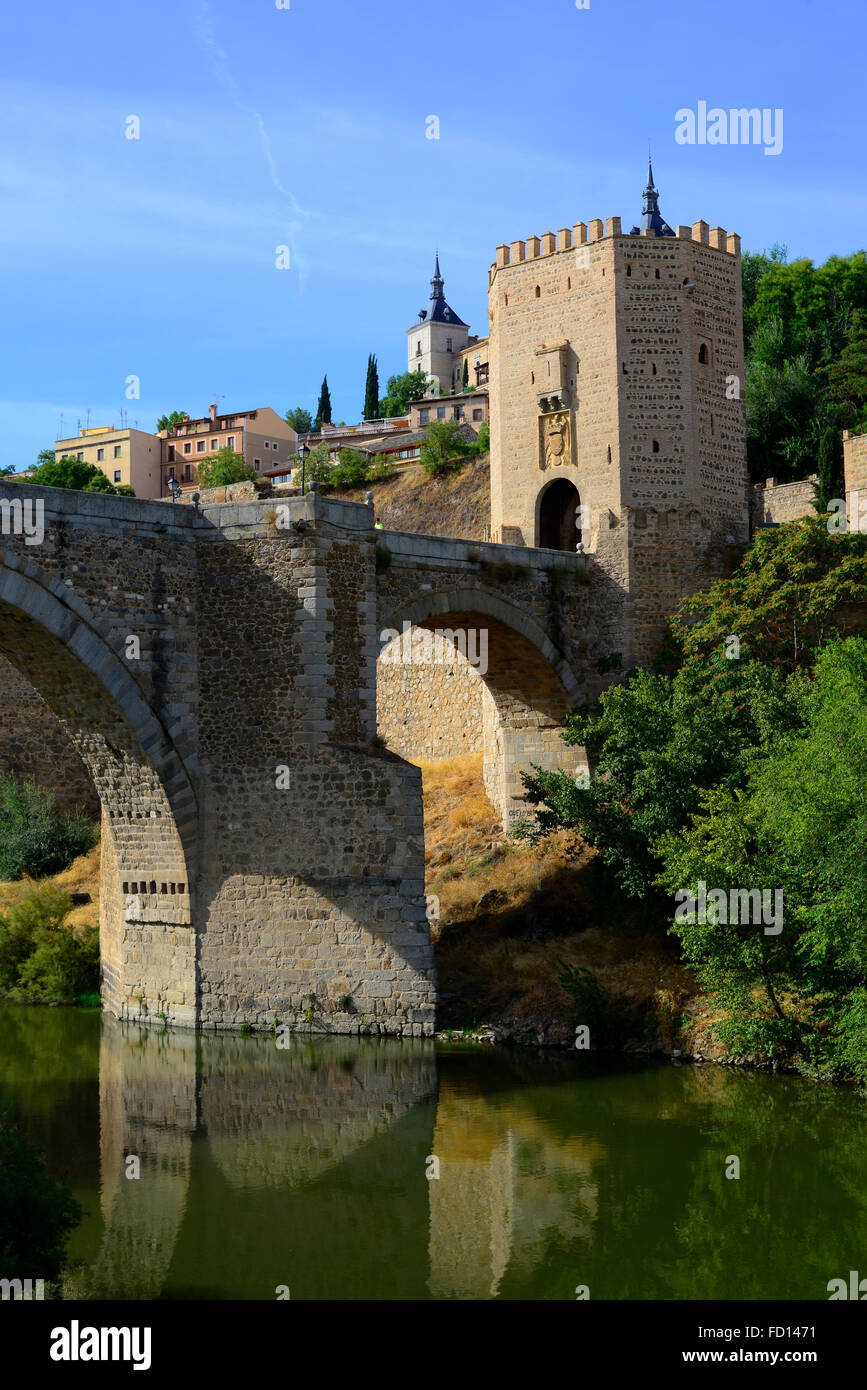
[0,555,198,1024]
[377,586,585,826]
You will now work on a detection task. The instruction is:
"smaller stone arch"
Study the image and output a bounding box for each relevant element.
[377,587,585,826]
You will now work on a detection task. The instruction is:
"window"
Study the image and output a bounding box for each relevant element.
[473,409,483,421]
[211,438,219,450]
[698,343,710,364]
[167,446,175,462]
[567,276,571,289]
[626,263,632,277]
[227,436,235,449]
[96,447,104,461]
[197,440,206,453]
[535,285,541,298]
[651,362,657,376]
[254,458,261,468]
[454,406,464,419]
[184,443,192,455]
[655,268,660,279]
[420,409,429,424]
[504,293,508,306]
[437,407,446,419]
[622,362,628,374]
[113,445,122,459]
[416,340,421,355]
[607,445,612,464]
[113,469,122,483]
[652,440,660,454]
[446,337,452,352]
[183,464,192,481]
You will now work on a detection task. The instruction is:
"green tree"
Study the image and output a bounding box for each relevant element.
[419,418,475,476]
[656,638,867,1078]
[156,411,187,433]
[195,447,255,490]
[462,358,469,391]
[314,375,332,431]
[25,457,120,494]
[285,406,312,435]
[520,518,867,901]
[379,370,432,418]
[475,420,490,452]
[363,355,380,420]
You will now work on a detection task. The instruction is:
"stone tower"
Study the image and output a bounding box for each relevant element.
[407,253,471,395]
[487,165,748,666]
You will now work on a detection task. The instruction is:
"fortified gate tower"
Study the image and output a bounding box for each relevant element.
[487,162,749,666]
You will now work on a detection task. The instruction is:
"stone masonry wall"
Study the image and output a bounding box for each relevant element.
[376,638,484,760]
[0,653,99,815]
[751,475,818,526]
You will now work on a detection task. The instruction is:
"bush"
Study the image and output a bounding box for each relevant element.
[420,418,475,476]
[195,448,256,490]
[0,775,97,882]
[0,882,99,1002]
[475,420,490,452]
[0,1107,82,1285]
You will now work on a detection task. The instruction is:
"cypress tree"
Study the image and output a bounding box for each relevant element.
[363,355,380,420]
[816,425,844,511]
[462,358,469,391]
[315,375,332,429]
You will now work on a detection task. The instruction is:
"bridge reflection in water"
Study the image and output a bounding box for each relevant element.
[52,1015,599,1301]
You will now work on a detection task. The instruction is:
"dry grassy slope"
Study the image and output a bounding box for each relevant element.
[0,844,100,930]
[417,754,697,1044]
[329,455,490,540]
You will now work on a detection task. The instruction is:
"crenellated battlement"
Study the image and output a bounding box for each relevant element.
[492,219,740,276]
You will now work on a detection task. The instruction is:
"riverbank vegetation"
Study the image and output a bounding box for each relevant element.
[521,517,867,1080]
[0,774,97,881]
[0,778,99,1004]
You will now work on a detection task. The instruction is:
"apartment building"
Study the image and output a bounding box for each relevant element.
[55,426,160,496]
[160,405,297,495]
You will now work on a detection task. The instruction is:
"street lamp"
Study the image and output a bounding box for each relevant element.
[167,475,181,505]
[297,440,310,495]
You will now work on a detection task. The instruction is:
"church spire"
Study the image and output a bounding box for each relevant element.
[430,251,444,301]
[631,153,674,237]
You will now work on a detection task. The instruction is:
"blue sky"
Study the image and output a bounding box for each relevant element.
[1,0,864,467]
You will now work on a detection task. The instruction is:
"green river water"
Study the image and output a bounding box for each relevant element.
[1,1002,864,1301]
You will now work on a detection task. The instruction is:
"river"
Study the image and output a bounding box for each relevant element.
[1,1002,864,1301]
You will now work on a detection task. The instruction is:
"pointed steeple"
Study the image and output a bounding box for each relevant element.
[415,252,467,326]
[430,251,444,300]
[631,153,675,237]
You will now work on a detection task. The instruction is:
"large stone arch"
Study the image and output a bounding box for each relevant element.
[0,555,198,1024]
[377,587,585,826]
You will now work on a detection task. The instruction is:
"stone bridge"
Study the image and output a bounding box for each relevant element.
[0,483,622,1034]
